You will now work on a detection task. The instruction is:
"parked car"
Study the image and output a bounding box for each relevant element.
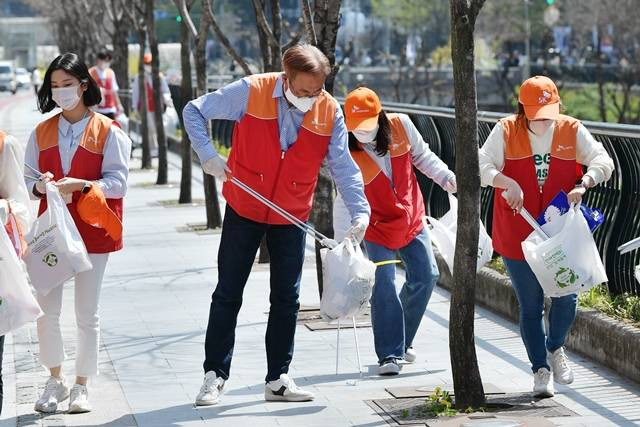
[0,61,17,94]
[15,67,30,88]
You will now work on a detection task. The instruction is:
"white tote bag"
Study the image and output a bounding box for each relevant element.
[24,183,92,295]
[521,206,607,297]
[320,240,376,322]
[0,226,42,335]
[425,194,493,274]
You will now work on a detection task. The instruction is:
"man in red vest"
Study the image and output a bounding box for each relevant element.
[88,51,123,120]
[183,44,370,406]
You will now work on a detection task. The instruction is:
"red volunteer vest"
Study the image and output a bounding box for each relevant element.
[35,113,124,253]
[135,76,156,112]
[492,114,582,260]
[222,73,336,224]
[350,114,425,250]
[89,67,117,110]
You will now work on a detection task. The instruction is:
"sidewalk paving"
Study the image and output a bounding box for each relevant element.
[1,93,640,426]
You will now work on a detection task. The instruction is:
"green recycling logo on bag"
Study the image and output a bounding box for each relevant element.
[43,252,58,267]
[554,266,579,288]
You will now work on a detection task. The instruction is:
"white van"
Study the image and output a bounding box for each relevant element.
[0,61,17,94]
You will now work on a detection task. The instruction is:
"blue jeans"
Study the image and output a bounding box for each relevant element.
[203,206,306,382]
[503,257,578,373]
[365,228,439,363]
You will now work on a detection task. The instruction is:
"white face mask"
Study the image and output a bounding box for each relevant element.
[52,85,82,111]
[98,61,110,70]
[353,124,379,144]
[284,83,317,113]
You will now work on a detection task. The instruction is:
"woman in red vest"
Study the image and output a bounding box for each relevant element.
[335,87,457,376]
[0,130,34,415]
[479,76,614,397]
[24,53,131,414]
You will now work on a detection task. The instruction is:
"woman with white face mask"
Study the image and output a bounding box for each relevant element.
[334,87,457,376]
[479,76,614,398]
[24,53,131,414]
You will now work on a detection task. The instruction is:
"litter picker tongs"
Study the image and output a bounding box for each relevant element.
[230,176,336,248]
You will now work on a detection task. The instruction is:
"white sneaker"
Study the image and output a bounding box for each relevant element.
[195,371,225,406]
[404,347,417,363]
[265,374,314,402]
[34,376,70,413]
[68,384,92,414]
[548,347,574,385]
[379,358,401,376]
[533,367,554,398]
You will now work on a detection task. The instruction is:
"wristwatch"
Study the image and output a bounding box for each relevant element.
[81,182,93,194]
[574,181,586,190]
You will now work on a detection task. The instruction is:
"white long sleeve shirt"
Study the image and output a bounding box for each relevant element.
[479,121,614,188]
[24,114,132,200]
[333,114,455,240]
[0,134,34,231]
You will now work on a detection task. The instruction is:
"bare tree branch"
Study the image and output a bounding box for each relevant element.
[202,0,252,75]
[300,0,317,45]
[174,0,199,40]
[251,0,280,49]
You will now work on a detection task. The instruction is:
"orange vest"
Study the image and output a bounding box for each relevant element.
[350,114,425,249]
[222,73,337,224]
[89,67,117,110]
[492,114,583,260]
[35,113,124,253]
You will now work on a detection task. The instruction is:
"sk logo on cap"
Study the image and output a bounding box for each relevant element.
[538,90,552,105]
[351,105,370,114]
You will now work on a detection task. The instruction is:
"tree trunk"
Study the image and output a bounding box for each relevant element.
[194,7,223,230]
[313,0,342,93]
[146,0,169,185]
[178,3,193,204]
[137,28,152,169]
[111,13,129,113]
[449,0,486,409]
[270,0,283,69]
[309,0,341,297]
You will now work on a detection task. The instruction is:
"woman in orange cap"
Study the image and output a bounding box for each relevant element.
[479,76,614,397]
[0,129,35,415]
[24,53,131,414]
[334,87,457,376]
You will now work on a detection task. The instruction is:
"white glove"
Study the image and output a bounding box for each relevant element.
[443,175,457,193]
[0,199,8,225]
[344,218,368,245]
[202,156,230,182]
[321,237,338,249]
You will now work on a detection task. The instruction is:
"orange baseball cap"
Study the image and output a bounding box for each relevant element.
[345,87,382,131]
[143,53,152,64]
[77,184,123,241]
[518,76,560,120]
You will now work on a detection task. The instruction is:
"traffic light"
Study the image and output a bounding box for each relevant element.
[176,15,183,23]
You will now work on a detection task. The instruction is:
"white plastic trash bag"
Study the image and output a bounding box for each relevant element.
[0,226,42,335]
[521,206,607,297]
[320,240,376,322]
[24,183,92,295]
[115,112,129,134]
[426,194,493,274]
[163,106,179,137]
